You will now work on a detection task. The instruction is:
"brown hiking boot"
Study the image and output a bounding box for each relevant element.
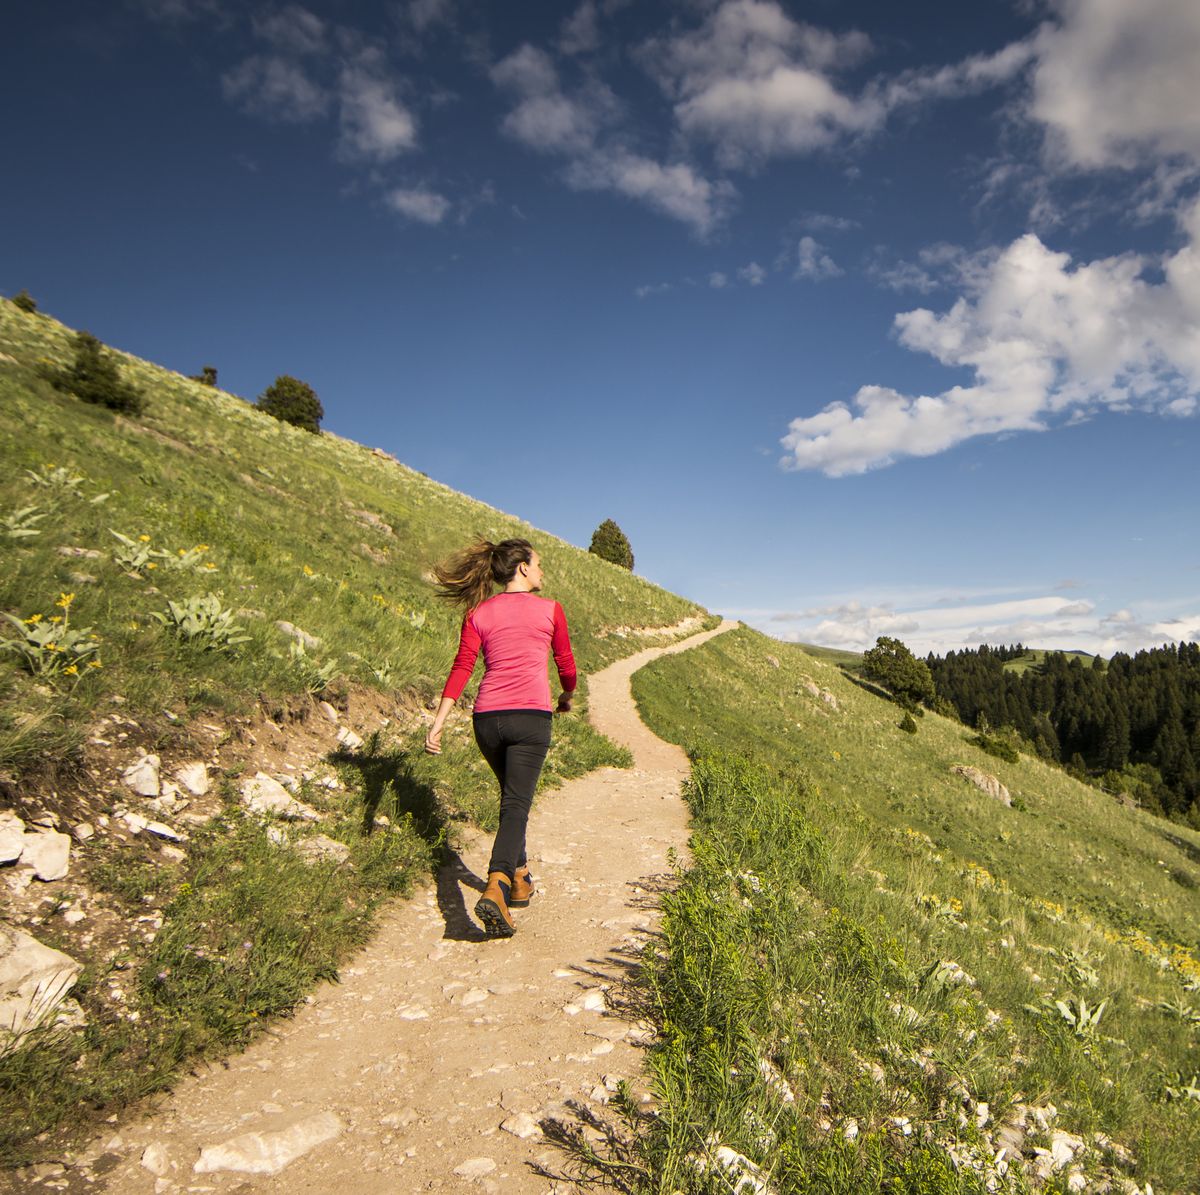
[476,872,515,938]
[509,866,535,908]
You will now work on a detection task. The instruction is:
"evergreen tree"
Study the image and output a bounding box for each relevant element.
[190,365,218,387]
[257,375,323,433]
[53,331,145,414]
[862,636,936,708]
[11,289,37,314]
[589,519,634,570]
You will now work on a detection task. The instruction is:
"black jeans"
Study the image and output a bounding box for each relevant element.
[473,710,553,882]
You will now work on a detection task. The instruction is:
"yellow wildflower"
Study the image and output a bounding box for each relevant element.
[56,592,75,609]
[63,664,78,676]
[50,616,62,625]
[147,562,157,570]
[204,562,216,570]
[87,660,102,669]
[303,565,315,576]
[24,613,42,625]
[138,534,151,543]
[197,544,210,551]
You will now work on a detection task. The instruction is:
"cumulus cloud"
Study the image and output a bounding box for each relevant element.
[338,54,418,161]
[781,199,1200,475]
[560,1,601,56]
[1030,0,1200,171]
[253,5,326,56]
[222,54,328,122]
[741,590,1199,656]
[644,0,1032,167]
[739,261,767,285]
[709,271,728,289]
[492,43,733,236]
[792,236,842,280]
[386,186,450,224]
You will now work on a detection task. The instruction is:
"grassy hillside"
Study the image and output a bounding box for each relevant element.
[623,628,1200,1192]
[0,299,711,1160]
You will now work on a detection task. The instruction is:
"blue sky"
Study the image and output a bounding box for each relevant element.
[4,0,1199,655]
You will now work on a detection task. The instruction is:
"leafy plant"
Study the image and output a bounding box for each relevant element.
[25,464,85,498]
[0,593,102,684]
[163,544,217,573]
[10,289,37,314]
[2,506,46,540]
[110,530,169,575]
[287,641,338,695]
[1160,1072,1200,1103]
[151,595,250,653]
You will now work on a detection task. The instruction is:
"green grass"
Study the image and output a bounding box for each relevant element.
[620,628,1200,1192]
[0,299,700,1162]
[1003,649,1100,675]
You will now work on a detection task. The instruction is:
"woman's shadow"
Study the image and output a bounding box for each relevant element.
[330,735,490,942]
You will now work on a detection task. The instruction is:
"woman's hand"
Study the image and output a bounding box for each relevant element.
[555,692,573,714]
[424,726,443,754]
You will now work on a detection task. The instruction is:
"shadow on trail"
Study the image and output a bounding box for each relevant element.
[436,850,489,942]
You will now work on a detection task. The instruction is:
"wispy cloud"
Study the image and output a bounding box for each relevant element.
[738,261,767,285]
[792,236,841,280]
[385,186,451,224]
[222,54,328,122]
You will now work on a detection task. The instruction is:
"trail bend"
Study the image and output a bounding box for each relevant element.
[89,620,737,1194]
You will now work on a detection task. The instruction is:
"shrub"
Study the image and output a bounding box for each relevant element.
[257,375,323,433]
[588,518,634,570]
[899,711,918,734]
[11,289,37,314]
[971,730,1020,763]
[189,365,218,387]
[49,331,145,415]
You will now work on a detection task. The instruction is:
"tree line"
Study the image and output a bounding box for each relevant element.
[925,642,1200,822]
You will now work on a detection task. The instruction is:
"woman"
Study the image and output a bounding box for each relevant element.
[425,538,577,937]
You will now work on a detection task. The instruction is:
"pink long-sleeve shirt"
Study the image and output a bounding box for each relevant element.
[441,592,577,713]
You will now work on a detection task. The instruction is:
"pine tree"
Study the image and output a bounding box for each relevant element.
[53,331,145,414]
[589,519,634,570]
[11,289,37,314]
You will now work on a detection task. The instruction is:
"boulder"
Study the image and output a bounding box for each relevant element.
[122,753,161,797]
[193,1112,343,1175]
[0,811,25,863]
[241,773,321,821]
[175,762,210,796]
[0,926,83,1048]
[295,835,350,865]
[336,726,364,751]
[20,831,71,881]
[951,765,1012,807]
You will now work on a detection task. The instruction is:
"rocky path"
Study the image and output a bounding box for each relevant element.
[76,620,736,1194]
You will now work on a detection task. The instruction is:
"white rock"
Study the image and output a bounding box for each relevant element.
[175,762,210,796]
[453,1157,497,1179]
[318,701,339,723]
[160,844,186,863]
[122,811,149,835]
[951,765,1012,807]
[72,822,95,843]
[144,821,182,842]
[461,988,489,1007]
[193,1111,343,1175]
[63,909,86,925]
[500,1113,541,1139]
[275,621,321,652]
[296,835,350,865]
[141,1143,172,1176]
[241,773,320,821]
[579,989,606,1012]
[0,926,82,1045]
[336,726,364,751]
[20,831,71,881]
[0,812,25,863]
[122,754,161,797]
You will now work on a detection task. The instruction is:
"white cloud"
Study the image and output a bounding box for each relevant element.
[560,2,601,56]
[709,271,728,289]
[222,54,328,122]
[744,591,1200,656]
[739,261,767,285]
[645,0,1031,168]
[781,199,1200,475]
[1030,0,1200,171]
[386,187,450,224]
[869,243,1000,295]
[793,236,841,280]
[253,5,326,56]
[406,0,454,34]
[565,150,735,237]
[338,56,418,160]
[635,281,673,298]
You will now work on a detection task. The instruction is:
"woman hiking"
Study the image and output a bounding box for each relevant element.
[425,538,577,938]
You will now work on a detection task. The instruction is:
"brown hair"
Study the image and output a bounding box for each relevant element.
[432,538,534,610]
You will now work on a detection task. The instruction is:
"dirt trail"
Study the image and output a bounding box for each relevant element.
[84,620,737,1194]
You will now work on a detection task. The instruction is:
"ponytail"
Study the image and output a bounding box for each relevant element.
[433,537,534,610]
